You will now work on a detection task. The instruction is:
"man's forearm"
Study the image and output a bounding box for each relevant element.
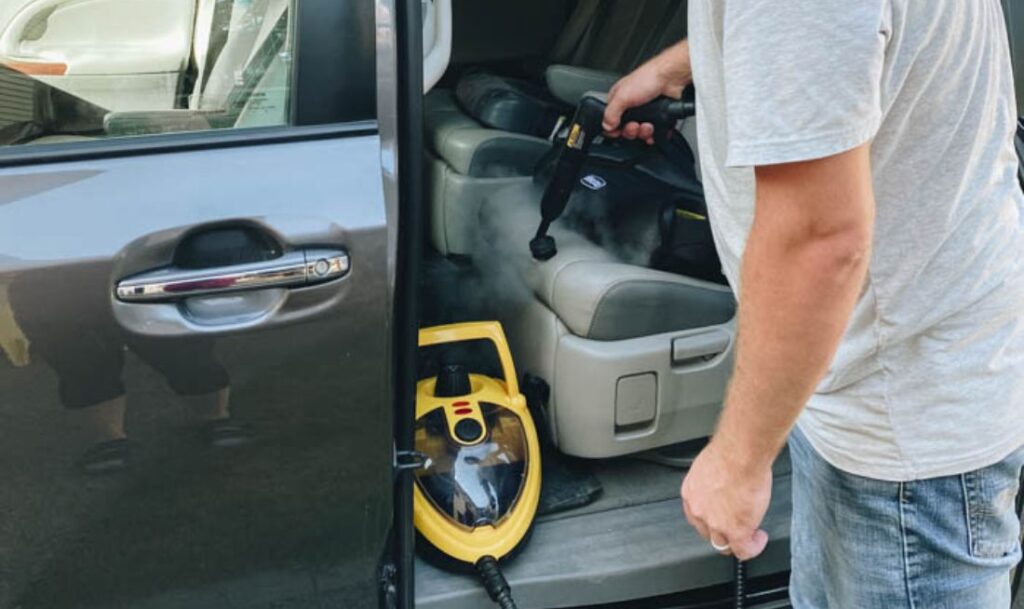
[712,146,875,472]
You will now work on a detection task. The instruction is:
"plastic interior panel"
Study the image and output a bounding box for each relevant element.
[552,324,734,458]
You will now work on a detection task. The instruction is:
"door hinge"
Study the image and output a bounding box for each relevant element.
[394,449,426,475]
[380,562,398,609]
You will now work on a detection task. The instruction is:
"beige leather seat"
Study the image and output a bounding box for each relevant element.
[429,1,733,457]
[425,90,551,255]
[473,181,736,459]
[426,0,691,257]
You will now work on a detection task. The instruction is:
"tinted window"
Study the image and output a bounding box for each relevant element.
[0,0,294,146]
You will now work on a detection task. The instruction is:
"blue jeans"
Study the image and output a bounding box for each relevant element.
[789,427,1024,609]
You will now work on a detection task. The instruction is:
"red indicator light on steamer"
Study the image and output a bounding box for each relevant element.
[454,408,473,416]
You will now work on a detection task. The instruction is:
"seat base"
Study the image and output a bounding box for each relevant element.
[502,294,734,458]
[464,184,735,457]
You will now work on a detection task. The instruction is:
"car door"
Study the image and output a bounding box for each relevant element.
[0,1,396,608]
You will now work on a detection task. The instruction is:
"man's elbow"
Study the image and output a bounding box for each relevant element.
[818,228,871,271]
[754,143,876,276]
[802,223,872,278]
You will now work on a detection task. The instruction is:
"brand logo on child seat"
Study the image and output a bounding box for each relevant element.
[580,174,607,191]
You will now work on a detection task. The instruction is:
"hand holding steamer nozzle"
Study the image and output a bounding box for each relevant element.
[529,92,696,261]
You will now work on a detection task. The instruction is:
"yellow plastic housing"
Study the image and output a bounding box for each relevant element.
[413,322,542,564]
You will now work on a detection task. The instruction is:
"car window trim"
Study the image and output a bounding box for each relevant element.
[0,121,377,168]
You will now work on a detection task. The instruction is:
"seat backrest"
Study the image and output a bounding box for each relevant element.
[643,2,688,65]
[552,1,688,74]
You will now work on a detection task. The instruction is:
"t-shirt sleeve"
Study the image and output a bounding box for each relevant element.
[723,0,889,167]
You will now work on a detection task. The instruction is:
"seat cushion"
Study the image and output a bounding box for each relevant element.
[520,220,737,339]
[547,256,736,340]
[425,90,553,255]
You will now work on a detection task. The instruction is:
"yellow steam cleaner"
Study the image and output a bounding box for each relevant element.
[414,322,541,609]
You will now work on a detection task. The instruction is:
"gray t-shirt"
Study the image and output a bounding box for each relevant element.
[689,0,1024,481]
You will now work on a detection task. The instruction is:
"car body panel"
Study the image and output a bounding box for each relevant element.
[0,0,394,601]
[0,136,393,609]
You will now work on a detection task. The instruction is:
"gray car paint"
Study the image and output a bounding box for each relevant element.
[0,136,393,608]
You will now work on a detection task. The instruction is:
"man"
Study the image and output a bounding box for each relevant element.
[604,1,1024,607]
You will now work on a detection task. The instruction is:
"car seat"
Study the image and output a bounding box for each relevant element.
[435,1,730,456]
[426,0,689,257]
[471,177,735,458]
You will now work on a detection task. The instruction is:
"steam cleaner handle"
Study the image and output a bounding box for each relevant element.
[537,95,695,229]
[619,96,695,129]
[537,95,606,227]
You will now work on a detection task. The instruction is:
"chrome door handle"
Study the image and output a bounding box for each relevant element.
[116,249,349,303]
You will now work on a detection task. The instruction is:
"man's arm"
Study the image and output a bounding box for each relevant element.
[717,146,875,471]
[682,144,875,560]
[602,38,877,559]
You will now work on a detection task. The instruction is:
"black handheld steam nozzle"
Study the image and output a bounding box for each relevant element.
[529,93,696,261]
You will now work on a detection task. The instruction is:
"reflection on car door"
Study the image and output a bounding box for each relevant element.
[0,2,392,608]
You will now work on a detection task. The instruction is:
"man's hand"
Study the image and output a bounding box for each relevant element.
[681,439,772,561]
[603,39,691,145]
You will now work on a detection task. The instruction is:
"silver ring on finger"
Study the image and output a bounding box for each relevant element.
[710,540,730,552]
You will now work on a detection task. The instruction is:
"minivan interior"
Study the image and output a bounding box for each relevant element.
[414,1,792,607]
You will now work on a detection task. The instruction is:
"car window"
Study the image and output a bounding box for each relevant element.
[0,0,294,147]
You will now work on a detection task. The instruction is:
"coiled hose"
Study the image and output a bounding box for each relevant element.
[734,557,746,609]
[477,555,518,609]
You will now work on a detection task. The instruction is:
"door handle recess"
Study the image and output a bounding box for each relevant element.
[671,329,731,366]
[115,249,349,303]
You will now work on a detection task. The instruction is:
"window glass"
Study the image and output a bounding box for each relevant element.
[0,0,293,147]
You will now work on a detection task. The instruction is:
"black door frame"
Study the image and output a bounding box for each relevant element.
[391,0,425,607]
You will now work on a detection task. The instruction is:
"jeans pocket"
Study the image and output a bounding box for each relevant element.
[963,461,1023,559]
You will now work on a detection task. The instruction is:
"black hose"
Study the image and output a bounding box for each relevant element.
[734,558,745,609]
[477,555,518,609]
[1011,467,1024,601]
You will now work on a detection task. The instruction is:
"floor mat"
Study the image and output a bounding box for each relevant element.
[537,450,602,516]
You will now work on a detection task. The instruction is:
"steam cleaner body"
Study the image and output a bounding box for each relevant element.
[413,322,541,609]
